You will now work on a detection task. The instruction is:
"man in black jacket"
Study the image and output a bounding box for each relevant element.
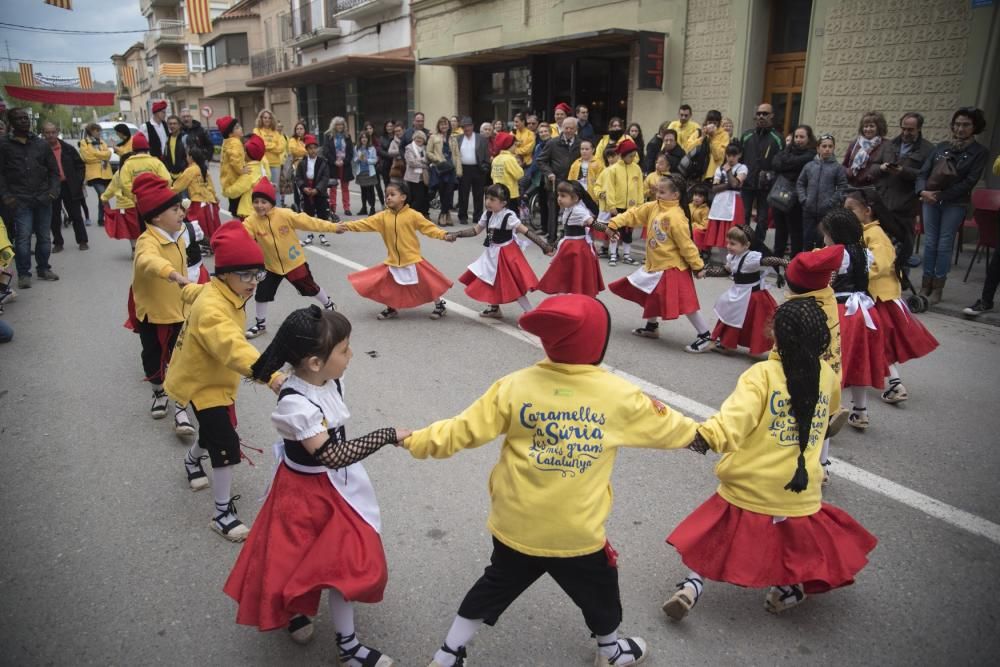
[145,100,169,160]
[295,135,331,223]
[456,116,491,225]
[737,103,784,243]
[179,109,213,155]
[162,115,188,178]
[0,109,61,287]
[537,116,581,243]
[42,122,88,252]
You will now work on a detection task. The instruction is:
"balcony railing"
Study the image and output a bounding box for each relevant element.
[333,0,402,19]
[250,47,296,79]
[145,19,186,50]
[279,0,343,47]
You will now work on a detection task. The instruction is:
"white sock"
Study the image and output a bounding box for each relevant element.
[185,441,206,468]
[850,386,868,411]
[820,438,830,465]
[597,631,620,659]
[888,364,901,383]
[313,287,332,307]
[686,311,709,335]
[174,401,186,415]
[516,295,533,312]
[329,591,370,663]
[151,382,163,392]
[620,241,632,257]
[254,301,268,323]
[433,616,482,666]
[212,465,234,509]
[609,239,619,256]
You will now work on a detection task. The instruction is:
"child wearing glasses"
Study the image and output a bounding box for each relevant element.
[240,178,341,339]
[165,221,286,542]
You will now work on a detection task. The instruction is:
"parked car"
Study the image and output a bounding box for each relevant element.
[96,121,140,172]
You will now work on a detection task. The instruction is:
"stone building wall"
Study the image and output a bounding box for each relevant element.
[813,0,972,144]
[680,0,737,118]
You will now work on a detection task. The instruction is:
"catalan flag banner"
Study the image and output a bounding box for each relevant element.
[44,0,73,9]
[159,63,188,77]
[78,66,93,89]
[121,65,137,89]
[19,63,35,87]
[187,0,212,34]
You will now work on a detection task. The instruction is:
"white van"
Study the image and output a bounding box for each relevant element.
[94,121,140,172]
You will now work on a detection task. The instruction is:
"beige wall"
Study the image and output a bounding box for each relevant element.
[680,0,737,120]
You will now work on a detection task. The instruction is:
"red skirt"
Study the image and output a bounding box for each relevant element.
[459,243,539,304]
[187,201,222,240]
[104,206,140,240]
[712,290,777,355]
[536,238,605,297]
[838,303,889,389]
[874,298,938,365]
[702,197,745,249]
[609,268,700,320]
[667,493,877,594]
[692,227,708,251]
[223,465,388,632]
[196,264,211,284]
[348,260,453,310]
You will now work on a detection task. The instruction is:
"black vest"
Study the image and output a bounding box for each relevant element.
[732,253,762,288]
[277,381,346,468]
[485,211,515,247]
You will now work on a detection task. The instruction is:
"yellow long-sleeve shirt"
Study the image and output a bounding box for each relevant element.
[490,151,524,199]
[690,202,709,231]
[132,227,187,324]
[786,286,842,380]
[165,278,263,410]
[100,153,172,209]
[699,354,841,517]
[568,158,604,200]
[609,199,704,272]
[80,139,113,181]
[602,160,644,210]
[223,159,270,218]
[114,138,132,157]
[592,167,615,213]
[253,127,285,167]
[644,170,669,201]
[702,130,730,181]
[862,221,901,301]
[342,205,447,267]
[242,207,337,276]
[171,163,218,203]
[220,137,245,192]
[287,137,307,169]
[513,127,535,166]
[594,135,612,167]
[405,361,698,557]
[669,120,702,152]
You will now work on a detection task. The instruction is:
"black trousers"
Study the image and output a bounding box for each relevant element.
[614,208,633,247]
[302,193,330,221]
[51,182,87,246]
[360,185,376,212]
[228,198,241,218]
[191,403,240,468]
[744,188,770,245]
[409,181,430,217]
[772,203,803,258]
[457,166,485,223]
[802,210,823,252]
[982,244,1000,305]
[136,319,182,385]
[457,537,622,635]
[255,265,321,303]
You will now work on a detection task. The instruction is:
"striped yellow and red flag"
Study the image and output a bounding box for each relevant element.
[187,0,212,34]
[159,63,188,77]
[78,66,93,89]
[121,65,137,89]
[19,62,35,87]
[44,0,73,9]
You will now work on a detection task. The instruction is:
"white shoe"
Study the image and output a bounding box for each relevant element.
[211,496,250,542]
[287,615,314,645]
[594,636,647,666]
[150,389,169,419]
[662,576,703,621]
[184,454,210,491]
[174,407,196,436]
[303,234,314,246]
[764,584,807,613]
[684,333,715,354]
[245,319,267,339]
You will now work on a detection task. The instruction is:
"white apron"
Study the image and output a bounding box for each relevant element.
[714,251,767,328]
[467,210,529,285]
[388,263,419,285]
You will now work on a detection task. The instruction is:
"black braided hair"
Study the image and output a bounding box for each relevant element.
[821,207,869,293]
[556,179,600,217]
[772,298,831,493]
[844,188,908,280]
[250,305,352,382]
[663,174,694,235]
[188,146,209,182]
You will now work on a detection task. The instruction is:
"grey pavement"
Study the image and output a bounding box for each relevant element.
[1,184,999,666]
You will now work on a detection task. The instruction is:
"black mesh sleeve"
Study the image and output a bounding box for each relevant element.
[701,265,730,278]
[761,256,788,268]
[523,227,552,253]
[687,432,711,455]
[312,427,398,469]
[590,219,609,233]
[449,227,479,239]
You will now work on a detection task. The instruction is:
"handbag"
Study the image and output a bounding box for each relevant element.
[678,138,708,180]
[767,175,796,213]
[926,152,958,191]
[278,157,294,195]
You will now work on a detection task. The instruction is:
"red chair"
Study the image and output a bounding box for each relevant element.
[963,188,1000,282]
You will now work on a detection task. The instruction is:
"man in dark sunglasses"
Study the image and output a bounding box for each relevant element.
[736,103,784,244]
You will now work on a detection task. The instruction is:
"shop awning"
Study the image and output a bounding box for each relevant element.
[418,28,638,66]
[3,85,115,107]
[246,53,414,88]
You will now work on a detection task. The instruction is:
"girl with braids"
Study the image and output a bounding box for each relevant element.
[700,225,786,357]
[843,189,938,406]
[224,306,403,666]
[820,207,889,431]
[337,181,455,321]
[172,146,221,242]
[606,174,715,353]
[535,180,605,297]
[452,183,554,319]
[663,298,876,619]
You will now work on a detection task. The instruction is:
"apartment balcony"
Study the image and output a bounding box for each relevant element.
[202,62,253,98]
[153,63,203,94]
[281,0,343,49]
[145,19,186,51]
[332,0,403,20]
[249,47,296,80]
[141,0,179,16]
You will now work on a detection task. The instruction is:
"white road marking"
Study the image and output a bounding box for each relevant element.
[307,244,1000,546]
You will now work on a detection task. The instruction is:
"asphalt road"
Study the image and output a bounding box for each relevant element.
[1,187,999,666]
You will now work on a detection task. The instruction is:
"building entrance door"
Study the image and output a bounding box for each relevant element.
[762,0,812,136]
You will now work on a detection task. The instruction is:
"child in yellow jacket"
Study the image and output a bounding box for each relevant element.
[403,294,698,667]
[223,134,270,219]
[590,146,617,257]
[240,178,339,339]
[606,175,714,352]
[644,152,671,201]
[172,147,221,240]
[663,298,875,619]
[601,138,644,265]
[101,132,171,250]
[165,221,283,542]
[127,173,197,435]
[489,132,524,208]
[217,116,246,215]
[337,180,455,320]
